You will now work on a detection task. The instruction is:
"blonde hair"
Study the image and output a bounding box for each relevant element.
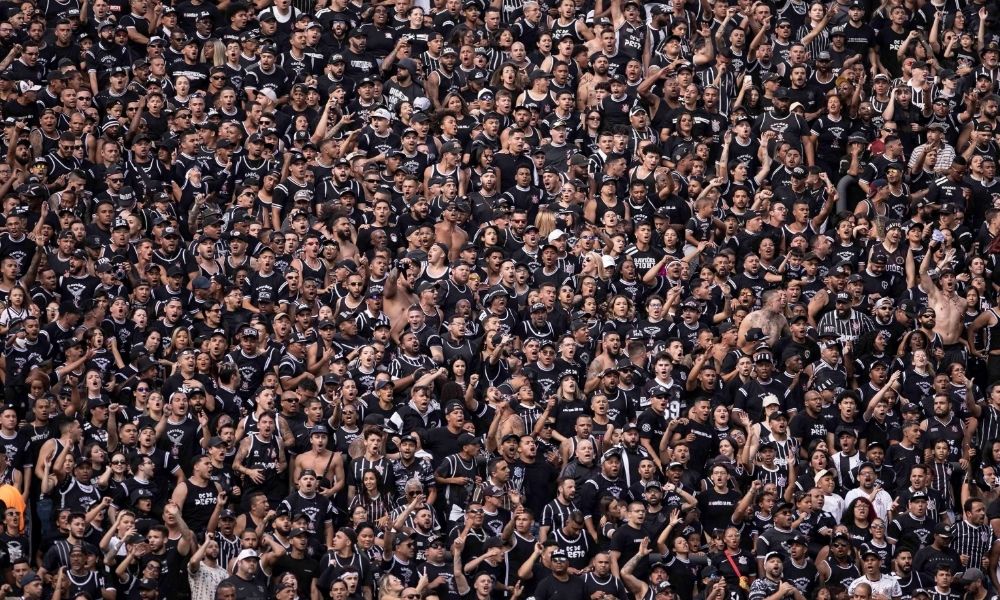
[535,209,557,239]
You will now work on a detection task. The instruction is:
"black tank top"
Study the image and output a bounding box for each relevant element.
[987,308,1000,351]
[299,258,327,285]
[594,197,627,221]
[825,558,860,589]
[182,478,218,533]
[223,255,251,279]
[550,18,582,44]
[244,433,280,482]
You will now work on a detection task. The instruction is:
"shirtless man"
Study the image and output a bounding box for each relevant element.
[384,263,419,340]
[919,245,965,363]
[292,425,345,499]
[433,202,469,262]
[331,212,359,261]
[737,289,789,353]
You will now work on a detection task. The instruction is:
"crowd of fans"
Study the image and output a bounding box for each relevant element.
[0,0,998,600]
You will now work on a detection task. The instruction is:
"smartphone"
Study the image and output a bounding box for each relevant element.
[932,229,945,243]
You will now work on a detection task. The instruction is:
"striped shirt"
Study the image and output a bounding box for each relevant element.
[817,309,876,343]
[540,498,580,531]
[926,460,954,514]
[796,23,830,62]
[908,142,957,175]
[951,520,993,571]
[975,402,1000,454]
[213,532,241,571]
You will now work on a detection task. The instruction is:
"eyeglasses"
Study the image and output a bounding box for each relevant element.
[109,178,124,183]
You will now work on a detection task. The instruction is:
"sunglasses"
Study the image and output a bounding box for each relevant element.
[111,460,126,465]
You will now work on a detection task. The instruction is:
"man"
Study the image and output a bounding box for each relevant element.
[755,502,799,573]
[950,499,994,576]
[539,478,579,542]
[221,550,266,600]
[888,492,936,553]
[737,289,788,351]
[608,501,649,579]
[533,549,585,600]
[750,552,807,600]
[918,244,967,366]
[844,462,893,520]
[188,535,228,600]
[849,548,902,599]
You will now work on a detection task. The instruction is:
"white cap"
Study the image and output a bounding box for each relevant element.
[413,97,431,111]
[18,81,41,94]
[814,468,834,483]
[547,229,567,243]
[762,396,780,407]
[601,255,616,268]
[236,549,260,562]
[370,108,392,120]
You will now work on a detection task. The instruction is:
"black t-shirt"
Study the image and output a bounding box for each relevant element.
[697,488,742,534]
[534,573,586,600]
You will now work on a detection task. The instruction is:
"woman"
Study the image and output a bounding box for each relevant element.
[712,408,737,445]
[375,572,404,600]
[899,347,935,400]
[661,228,685,261]
[590,394,615,450]
[467,145,498,193]
[810,95,853,181]
[711,526,755,589]
[347,346,379,395]
[797,447,832,493]
[172,75,192,108]
[84,327,124,375]
[164,327,193,365]
[655,510,701,600]
[580,109,604,153]
[841,497,875,547]
[866,517,894,570]
[347,469,391,529]
[446,356,476,394]
[488,63,524,96]
[441,93,477,144]
[607,259,646,305]
[601,294,635,339]
[551,372,587,439]
[96,452,131,495]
